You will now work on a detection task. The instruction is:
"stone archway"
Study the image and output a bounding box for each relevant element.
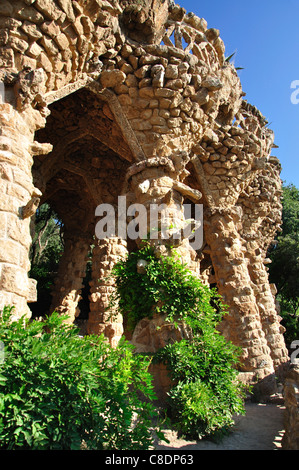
[31,86,135,342]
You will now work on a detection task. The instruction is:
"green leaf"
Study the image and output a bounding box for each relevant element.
[0,305,158,450]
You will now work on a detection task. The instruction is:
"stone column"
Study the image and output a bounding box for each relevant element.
[282,365,299,450]
[125,157,202,401]
[126,157,202,270]
[0,101,46,318]
[88,237,128,348]
[246,237,289,377]
[204,207,277,395]
[50,233,91,324]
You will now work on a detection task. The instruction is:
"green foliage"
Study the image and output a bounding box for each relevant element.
[155,335,246,440]
[0,306,159,450]
[111,244,247,440]
[29,203,64,315]
[279,183,299,236]
[111,243,223,332]
[269,183,299,345]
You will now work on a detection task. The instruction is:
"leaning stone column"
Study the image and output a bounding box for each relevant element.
[204,207,277,396]
[88,237,128,348]
[246,237,289,377]
[50,233,91,324]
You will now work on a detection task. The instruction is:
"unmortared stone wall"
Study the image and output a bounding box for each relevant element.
[0,0,290,394]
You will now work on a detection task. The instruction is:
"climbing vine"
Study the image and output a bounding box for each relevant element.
[110,243,248,440]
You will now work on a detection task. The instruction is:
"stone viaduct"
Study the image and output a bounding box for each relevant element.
[0,0,289,395]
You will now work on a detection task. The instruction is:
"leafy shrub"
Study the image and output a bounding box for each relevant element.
[0,306,159,450]
[155,336,246,440]
[111,243,222,331]
[268,183,299,346]
[111,244,247,440]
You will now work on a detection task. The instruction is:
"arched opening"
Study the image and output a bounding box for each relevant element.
[31,87,133,334]
[29,202,64,318]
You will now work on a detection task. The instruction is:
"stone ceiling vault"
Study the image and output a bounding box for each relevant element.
[33,87,132,235]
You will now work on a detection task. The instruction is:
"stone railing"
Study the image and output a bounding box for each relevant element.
[162,13,225,71]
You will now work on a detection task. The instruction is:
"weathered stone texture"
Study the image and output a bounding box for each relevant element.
[0,100,45,317]
[0,0,289,396]
[88,237,127,348]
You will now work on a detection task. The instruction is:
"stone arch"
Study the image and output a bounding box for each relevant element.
[2,0,124,92]
[30,85,139,338]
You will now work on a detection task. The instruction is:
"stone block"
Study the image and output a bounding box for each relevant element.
[165,64,179,79]
[55,32,69,51]
[0,161,13,181]
[40,36,59,56]
[15,54,37,70]
[192,87,209,105]
[57,0,76,23]
[21,21,43,40]
[6,213,31,247]
[139,87,155,99]
[14,4,45,23]
[100,69,126,88]
[0,47,14,68]
[154,88,175,98]
[201,76,223,91]
[37,52,53,72]
[0,239,20,265]
[27,278,37,303]
[0,193,20,214]
[35,0,64,22]
[159,98,171,109]
[6,182,29,202]
[0,265,28,297]
[0,0,13,16]
[135,65,151,79]
[130,119,152,131]
[27,41,43,58]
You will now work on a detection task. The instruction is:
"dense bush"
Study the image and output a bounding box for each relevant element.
[0,306,159,450]
[155,336,246,440]
[111,243,247,440]
[269,183,299,346]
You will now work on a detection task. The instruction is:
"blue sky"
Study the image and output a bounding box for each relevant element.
[178,0,299,188]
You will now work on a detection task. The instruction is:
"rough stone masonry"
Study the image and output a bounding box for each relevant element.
[0,0,290,396]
